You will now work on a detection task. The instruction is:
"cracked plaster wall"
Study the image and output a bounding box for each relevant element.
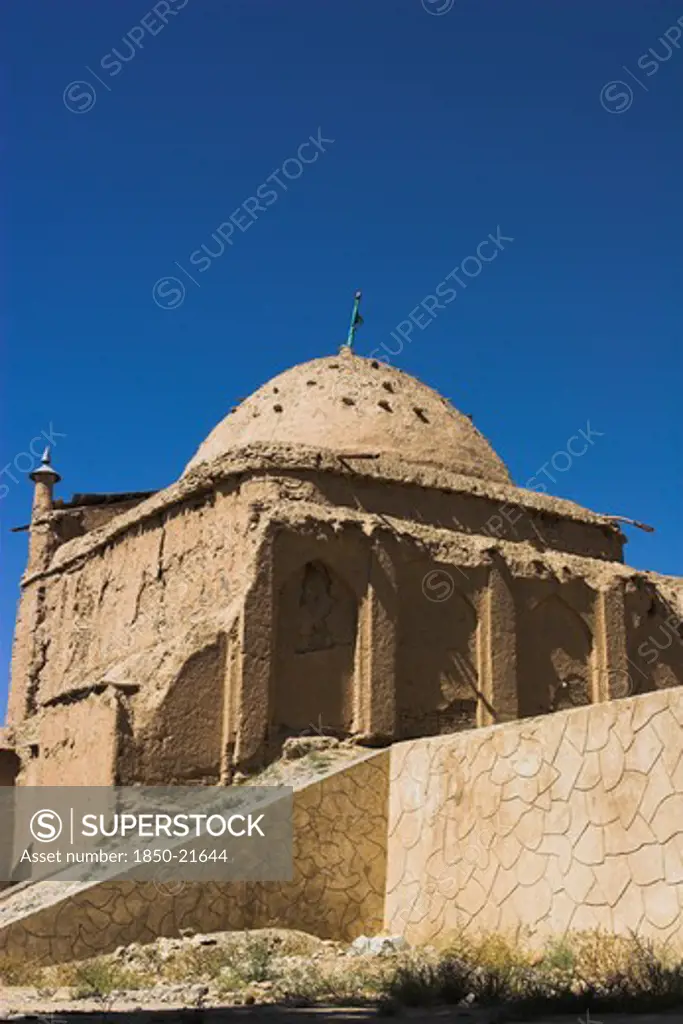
[385,686,683,949]
[0,750,389,965]
[3,689,683,964]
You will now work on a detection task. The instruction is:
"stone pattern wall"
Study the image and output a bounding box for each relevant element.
[385,687,683,948]
[0,751,389,965]
[3,689,683,964]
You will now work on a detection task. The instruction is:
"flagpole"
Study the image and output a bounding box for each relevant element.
[346,290,362,349]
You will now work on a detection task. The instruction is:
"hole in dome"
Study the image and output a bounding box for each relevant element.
[382,381,394,393]
[342,397,355,406]
[273,387,279,394]
[329,363,339,369]
[371,360,380,369]
[306,380,317,386]
[378,400,392,412]
[414,407,429,423]
[274,404,283,413]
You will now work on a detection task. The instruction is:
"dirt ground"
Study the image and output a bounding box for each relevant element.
[2,999,683,1023]
[2,927,683,1024]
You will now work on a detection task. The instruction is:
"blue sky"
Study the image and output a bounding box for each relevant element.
[1,0,682,718]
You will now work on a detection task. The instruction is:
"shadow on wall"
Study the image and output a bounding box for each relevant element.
[517,592,593,717]
[0,750,20,891]
[625,580,683,696]
[131,639,228,784]
[0,750,20,788]
[398,563,479,738]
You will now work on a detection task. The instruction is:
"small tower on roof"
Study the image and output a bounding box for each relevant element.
[28,447,61,573]
[30,447,60,513]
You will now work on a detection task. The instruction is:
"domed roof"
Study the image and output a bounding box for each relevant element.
[184,352,511,484]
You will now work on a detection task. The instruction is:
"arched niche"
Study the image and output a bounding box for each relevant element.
[625,583,683,695]
[397,565,479,738]
[273,560,358,740]
[517,593,593,717]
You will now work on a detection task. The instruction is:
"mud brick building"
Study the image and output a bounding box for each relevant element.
[3,349,682,789]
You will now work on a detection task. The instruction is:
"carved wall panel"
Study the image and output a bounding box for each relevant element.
[274,560,358,739]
